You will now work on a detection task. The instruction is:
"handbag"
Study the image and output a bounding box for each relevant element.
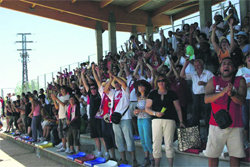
[111,106,129,124]
[110,90,129,124]
[212,76,235,129]
[177,126,201,152]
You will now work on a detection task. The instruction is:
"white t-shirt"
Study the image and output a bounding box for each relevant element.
[107,87,131,120]
[57,94,70,119]
[236,67,250,99]
[127,75,137,102]
[168,36,177,51]
[186,69,214,94]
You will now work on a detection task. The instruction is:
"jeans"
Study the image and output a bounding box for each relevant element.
[113,119,135,152]
[138,118,153,153]
[31,115,42,141]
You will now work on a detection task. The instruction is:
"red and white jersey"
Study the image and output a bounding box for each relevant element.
[107,87,131,120]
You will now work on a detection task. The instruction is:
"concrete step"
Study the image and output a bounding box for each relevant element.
[0,131,249,167]
[80,133,250,167]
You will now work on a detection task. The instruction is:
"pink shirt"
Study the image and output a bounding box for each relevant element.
[209,76,244,127]
[33,105,40,116]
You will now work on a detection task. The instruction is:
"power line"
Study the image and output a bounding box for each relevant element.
[16,33,33,92]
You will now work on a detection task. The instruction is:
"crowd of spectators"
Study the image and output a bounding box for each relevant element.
[0,2,249,167]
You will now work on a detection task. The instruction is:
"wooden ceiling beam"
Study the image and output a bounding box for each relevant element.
[100,0,114,8]
[172,0,225,21]
[0,0,149,33]
[126,0,152,13]
[152,0,188,17]
[18,0,152,26]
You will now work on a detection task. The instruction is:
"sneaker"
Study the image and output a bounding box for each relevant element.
[57,147,65,152]
[65,149,74,154]
[118,159,128,165]
[104,152,110,160]
[132,159,138,167]
[96,151,102,157]
[65,147,70,153]
[55,142,63,149]
[68,150,74,154]
[142,157,150,167]
[150,159,155,167]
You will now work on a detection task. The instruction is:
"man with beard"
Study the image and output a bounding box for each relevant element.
[204,57,247,167]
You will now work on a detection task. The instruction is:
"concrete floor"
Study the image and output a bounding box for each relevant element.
[0,136,65,167]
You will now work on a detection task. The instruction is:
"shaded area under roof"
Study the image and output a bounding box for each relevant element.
[0,0,225,32]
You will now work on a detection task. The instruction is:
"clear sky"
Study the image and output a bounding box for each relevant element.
[0,7,130,95]
[0,0,239,96]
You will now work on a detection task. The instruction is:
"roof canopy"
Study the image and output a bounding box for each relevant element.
[0,0,224,32]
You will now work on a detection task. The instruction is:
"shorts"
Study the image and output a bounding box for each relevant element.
[58,118,67,139]
[67,128,80,146]
[204,125,246,158]
[42,120,49,129]
[89,118,102,138]
[101,120,116,150]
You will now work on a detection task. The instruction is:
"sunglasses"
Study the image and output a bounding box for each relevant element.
[90,87,96,90]
[157,79,165,83]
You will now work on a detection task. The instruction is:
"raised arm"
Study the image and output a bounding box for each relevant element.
[170,57,180,79]
[92,63,101,88]
[180,59,189,79]
[81,69,90,92]
[211,24,220,54]
[113,75,127,90]
[228,18,236,51]
[133,61,141,77]
[104,73,113,94]
[142,34,152,50]
[123,61,130,77]
[160,29,165,50]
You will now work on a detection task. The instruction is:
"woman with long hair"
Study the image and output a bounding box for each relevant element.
[145,74,185,167]
[28,95,42,142]
[66,95,81,154]
[134,80,153,166]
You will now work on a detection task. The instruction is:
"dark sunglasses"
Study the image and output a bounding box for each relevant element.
[90,87,96,90]
[157,79,165,83]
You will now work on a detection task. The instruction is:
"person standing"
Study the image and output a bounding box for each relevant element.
[104,73,137,166]
[134,80,153,166]
[236,53,250,146]
[180,59,213,140]
[145,74,185,167]
[204,57,247,167]
[28,95,43,142]
[81,69,106,157]
[51,86,70,152]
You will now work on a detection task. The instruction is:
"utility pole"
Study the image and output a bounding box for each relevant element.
[16,33,33,92]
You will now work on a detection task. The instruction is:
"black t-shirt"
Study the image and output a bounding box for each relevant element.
[25,102,32,117]
[87,90,101,119]
[148,89,178,121]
